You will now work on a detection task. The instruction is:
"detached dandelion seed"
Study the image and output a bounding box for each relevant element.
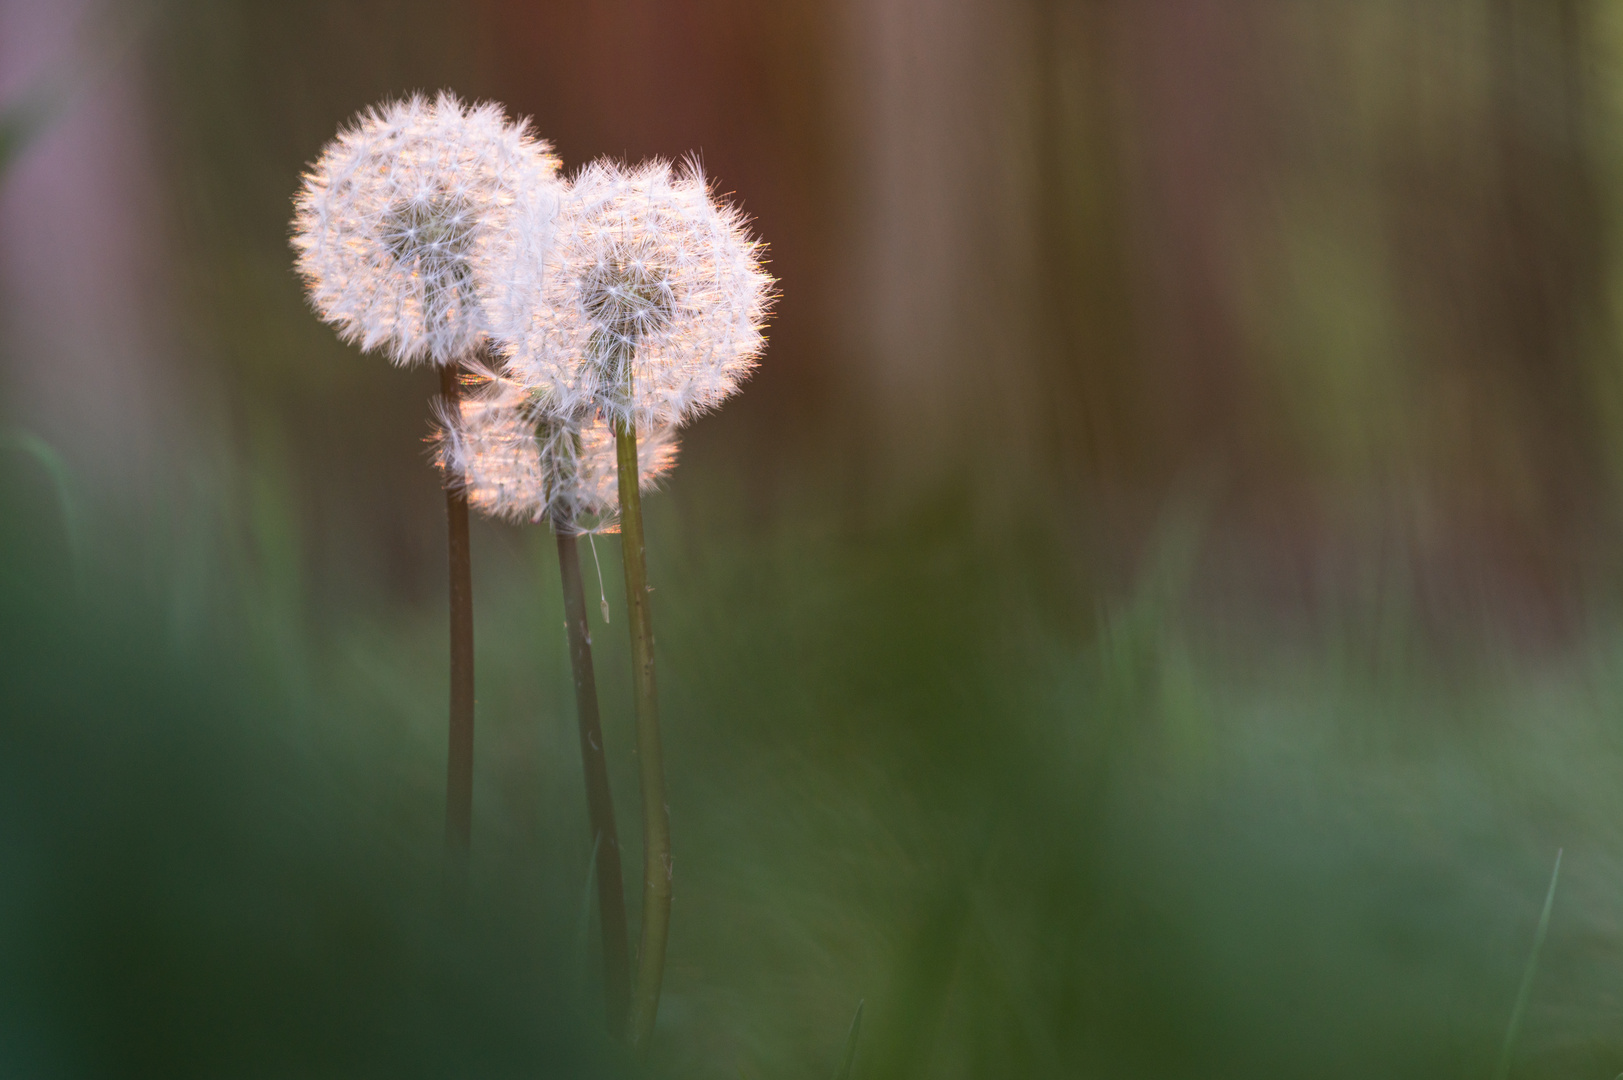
[587,531,610,623]
[290,91,563,862]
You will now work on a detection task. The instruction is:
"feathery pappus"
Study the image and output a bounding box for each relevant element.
[434,374,678,535]
[292,91,562,367]
[479,158,774,431]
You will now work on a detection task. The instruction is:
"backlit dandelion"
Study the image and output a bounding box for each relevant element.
[481,157,772,1053]
[292,91,562,366]
[434,377,678,535]
[481,157,773,430]
[290,91,562,861]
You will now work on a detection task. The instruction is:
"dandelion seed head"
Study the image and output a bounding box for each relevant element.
[480,157,774,429]
[433,375,678,534]
[292,91,562,366]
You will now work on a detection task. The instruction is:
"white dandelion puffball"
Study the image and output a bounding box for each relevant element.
[435,376,679,534]
[292,91,562,367]
[481,157,774,431]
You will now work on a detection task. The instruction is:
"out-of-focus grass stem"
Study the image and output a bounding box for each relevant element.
[555,526,632,1035]
[0,430,84,595]
[833,1000,864,1080]
[1494,847,1562,1080]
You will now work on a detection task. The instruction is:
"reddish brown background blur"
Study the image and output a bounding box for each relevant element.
[7,0,1623,643]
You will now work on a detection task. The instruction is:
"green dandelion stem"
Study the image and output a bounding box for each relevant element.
[555,527,632,1036]
[616,419,671,1053]
[441,361,476,862]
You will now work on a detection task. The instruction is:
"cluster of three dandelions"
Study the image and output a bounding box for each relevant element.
[290,91,773,1044]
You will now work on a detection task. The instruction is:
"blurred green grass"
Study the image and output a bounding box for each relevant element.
[5,445,1623,1079]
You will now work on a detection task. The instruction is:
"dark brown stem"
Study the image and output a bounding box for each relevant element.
[555,528,632,1036]
[441,362,476,860]
[615,421,670,1054]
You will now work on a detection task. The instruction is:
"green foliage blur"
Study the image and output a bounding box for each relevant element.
[8,2,1623,1078]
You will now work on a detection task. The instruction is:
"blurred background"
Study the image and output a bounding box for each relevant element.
[5,0,1623,1076]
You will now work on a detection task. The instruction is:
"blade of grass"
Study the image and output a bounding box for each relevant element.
[1493,847,1562,1080]
[0,429,84,594]
[575,831,602,984]
[833,999,865,1080]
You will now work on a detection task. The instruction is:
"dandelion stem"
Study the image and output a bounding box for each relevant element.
[441,361,476,861]
[615,420,671,1053]
[555,527,632,1036]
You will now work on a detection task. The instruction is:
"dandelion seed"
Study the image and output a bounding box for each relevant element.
[587,531,611,623]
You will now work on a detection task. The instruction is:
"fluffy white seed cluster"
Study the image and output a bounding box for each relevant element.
[479,158,774,431]
[435,375,678,534]
[292,92,562,367]
[294,96,773,532]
